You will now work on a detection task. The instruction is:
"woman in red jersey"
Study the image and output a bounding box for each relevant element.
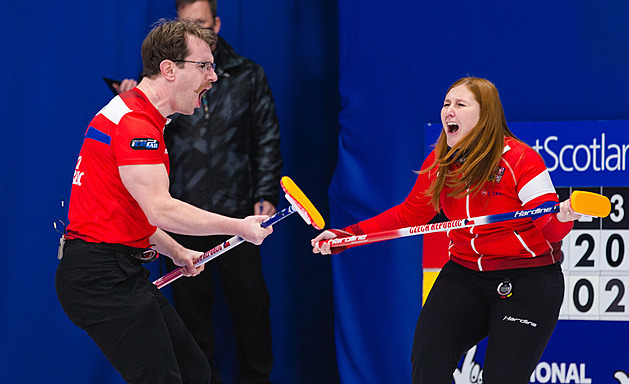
[312,77,582,384]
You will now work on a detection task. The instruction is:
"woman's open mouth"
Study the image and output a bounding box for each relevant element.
[447,122,459,134]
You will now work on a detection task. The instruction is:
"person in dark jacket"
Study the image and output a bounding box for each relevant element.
[166,1,281,384]
[117,1,282,382]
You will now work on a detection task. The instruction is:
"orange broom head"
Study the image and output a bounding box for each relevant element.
[570,191,611,218]
[280,176,325,230]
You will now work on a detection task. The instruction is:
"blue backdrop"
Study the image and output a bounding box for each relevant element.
[2,0,629,383]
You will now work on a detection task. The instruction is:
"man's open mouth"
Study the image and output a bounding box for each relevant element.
[198,87,210,104]
[195,82,212,97]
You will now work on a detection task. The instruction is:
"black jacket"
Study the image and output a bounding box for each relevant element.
[165,36,282,218]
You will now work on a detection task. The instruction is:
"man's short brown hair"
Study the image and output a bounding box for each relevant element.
[141,18,217,78]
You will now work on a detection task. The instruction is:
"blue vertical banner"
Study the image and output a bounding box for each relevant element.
[424,120,629,384]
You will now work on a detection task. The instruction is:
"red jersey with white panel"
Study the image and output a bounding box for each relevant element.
[347,136,573,271]
[66,89,169,249]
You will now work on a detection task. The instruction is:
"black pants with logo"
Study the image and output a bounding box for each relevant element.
[55,239,211,384]
[411,260,564,384]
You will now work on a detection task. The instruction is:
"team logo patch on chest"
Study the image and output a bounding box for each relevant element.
[130,138,159,150]
[487,166,505,183]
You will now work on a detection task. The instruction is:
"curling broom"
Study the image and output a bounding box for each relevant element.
[154,176,324,289]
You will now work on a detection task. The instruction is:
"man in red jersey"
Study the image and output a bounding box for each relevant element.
[55,19,272,384]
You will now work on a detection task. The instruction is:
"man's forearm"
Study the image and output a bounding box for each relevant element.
[150,228,184,258]
[147,197,243,237]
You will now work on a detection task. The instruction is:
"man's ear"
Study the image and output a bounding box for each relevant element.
[213,17,221,33]
[160,60,177,81]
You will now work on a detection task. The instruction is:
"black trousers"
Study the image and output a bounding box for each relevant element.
[56,239,211,384]
[411,260,564,384]
[166,234,272,384]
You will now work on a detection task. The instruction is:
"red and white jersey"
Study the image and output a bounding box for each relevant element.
[349,136,573,271]
[66,89,169,248]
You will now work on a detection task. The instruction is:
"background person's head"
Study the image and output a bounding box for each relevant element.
[176,0,221,33]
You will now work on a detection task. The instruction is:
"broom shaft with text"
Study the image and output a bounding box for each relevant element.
[154,176,324,289]
[318,191,611,250]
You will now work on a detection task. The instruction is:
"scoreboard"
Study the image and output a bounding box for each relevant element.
[517,120,629,323]
[558,186,629,321]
